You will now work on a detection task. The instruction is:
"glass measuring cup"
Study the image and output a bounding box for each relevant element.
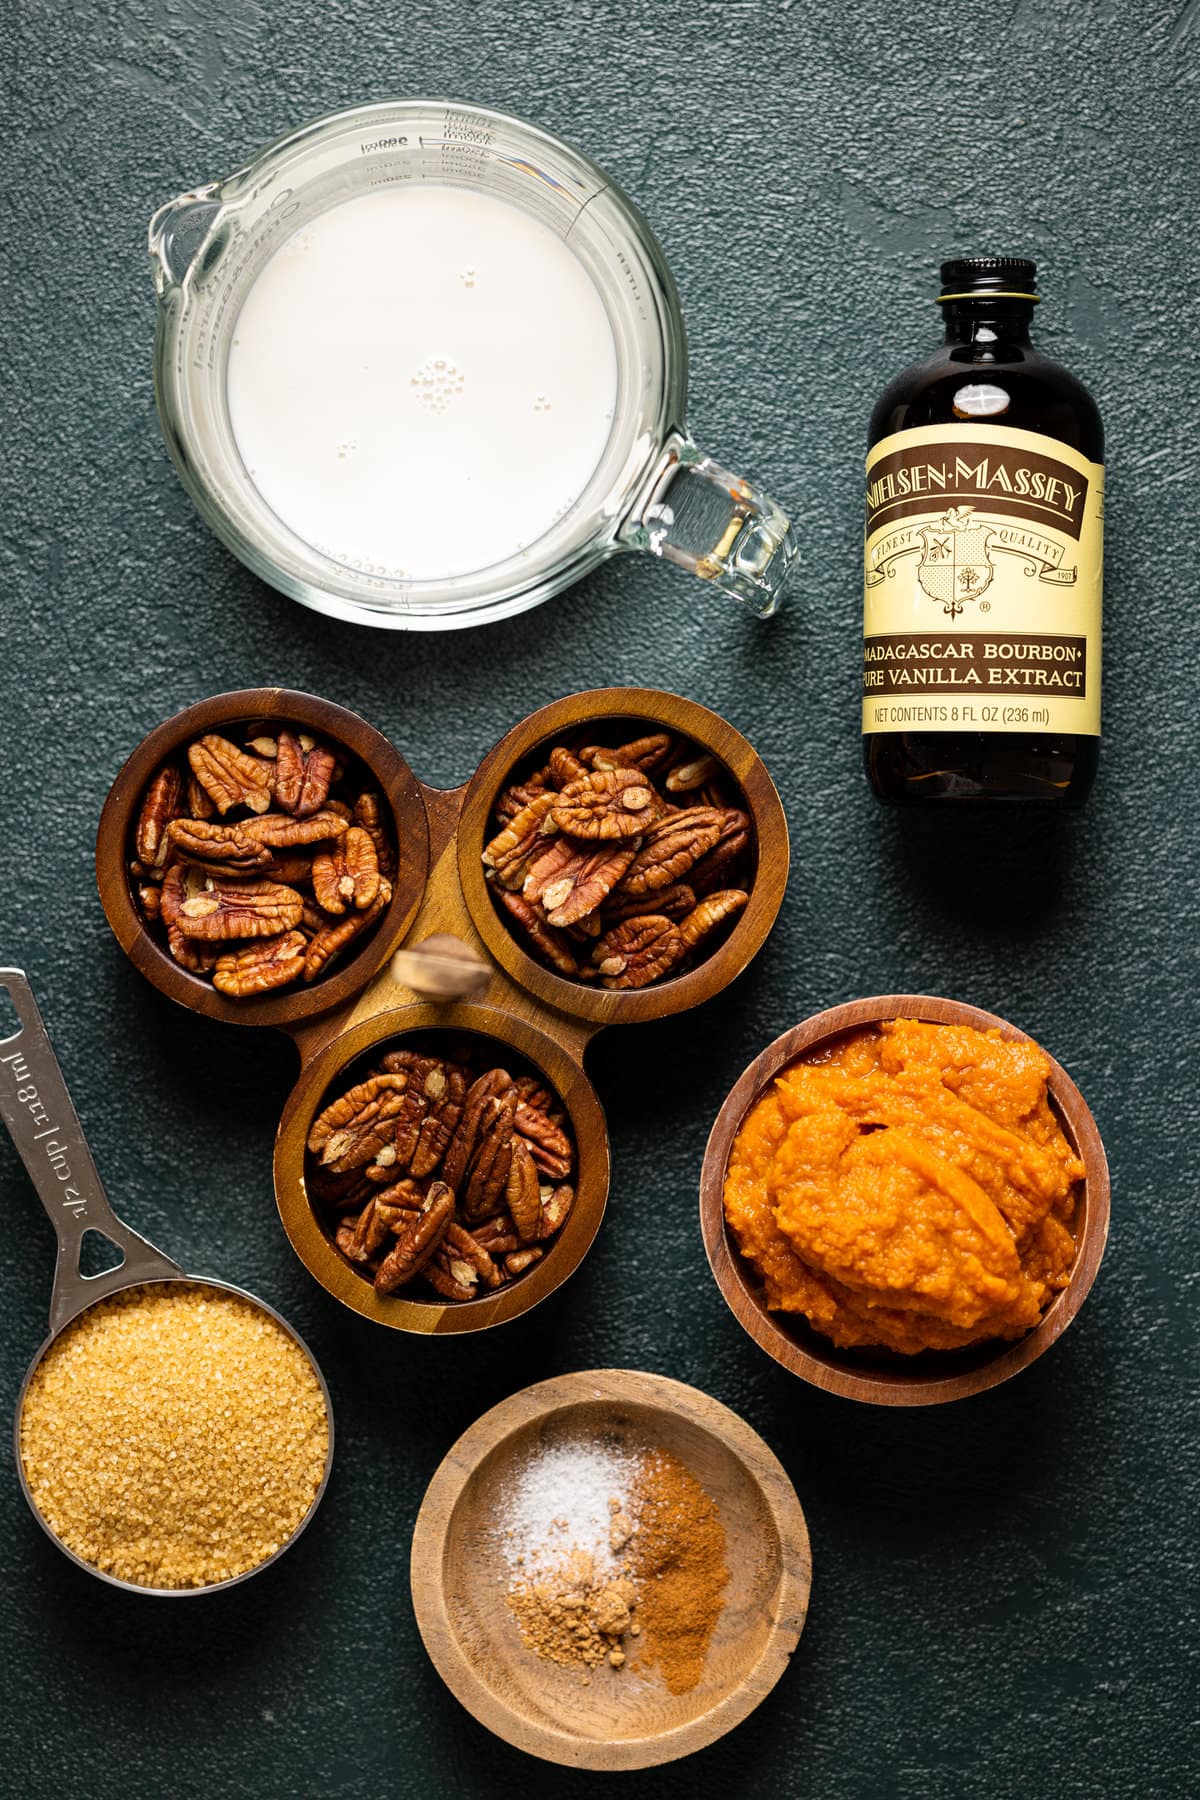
[0,969,334,1594]
[150,100,798,630]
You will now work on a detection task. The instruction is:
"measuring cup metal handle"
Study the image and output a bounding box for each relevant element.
[0,970,181,1333]
[622,435,799,618]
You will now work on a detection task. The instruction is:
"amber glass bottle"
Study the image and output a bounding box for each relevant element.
[863,257,1103,804]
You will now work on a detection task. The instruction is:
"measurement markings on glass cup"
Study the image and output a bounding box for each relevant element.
[0,1051,88,1216]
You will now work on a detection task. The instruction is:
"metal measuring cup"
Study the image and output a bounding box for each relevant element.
[0,967,334,1595]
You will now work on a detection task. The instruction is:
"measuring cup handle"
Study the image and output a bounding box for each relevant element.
[0,970,181,1332]
[621,435,798,617]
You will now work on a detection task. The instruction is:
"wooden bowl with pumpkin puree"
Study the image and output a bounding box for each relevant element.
[699,996,1110,1406]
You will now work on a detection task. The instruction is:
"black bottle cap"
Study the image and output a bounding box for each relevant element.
[938,257,1039,302]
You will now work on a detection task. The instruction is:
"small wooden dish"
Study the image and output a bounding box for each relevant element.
[699,996,1110,1407]
[273,1006,609,1334]
[410,1369,811,1770]
[97,687,789,1334]
[458,688,788,1025]
[95,687,429,1027]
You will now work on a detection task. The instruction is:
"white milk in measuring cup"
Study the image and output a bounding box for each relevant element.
[226,186,619,583]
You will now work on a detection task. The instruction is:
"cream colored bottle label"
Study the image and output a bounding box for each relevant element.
[863,423,1103,735]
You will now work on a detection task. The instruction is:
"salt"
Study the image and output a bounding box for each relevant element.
[494,1437,640,1582]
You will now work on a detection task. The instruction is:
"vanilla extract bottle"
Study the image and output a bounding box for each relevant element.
[863,258,1104,803]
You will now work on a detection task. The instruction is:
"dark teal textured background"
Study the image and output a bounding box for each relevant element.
[1,2,1197,1795]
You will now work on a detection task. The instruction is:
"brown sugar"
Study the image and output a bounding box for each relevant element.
[19,1282,329,1589]
[628,1448,728,1695]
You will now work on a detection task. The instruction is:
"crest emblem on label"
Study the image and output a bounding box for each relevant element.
[916,506,995,618]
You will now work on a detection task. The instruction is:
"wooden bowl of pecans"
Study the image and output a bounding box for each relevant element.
[457,688,788,1025]
[273,1007,609,1332]
[96,689,429,1026]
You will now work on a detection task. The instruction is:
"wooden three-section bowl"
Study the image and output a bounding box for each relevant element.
[97,687,788,1334]
[699,996,1110,1406]
[410,1369,812,1770]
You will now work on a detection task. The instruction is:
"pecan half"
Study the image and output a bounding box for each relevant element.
[307,1073,410,1170]
[312,826,380,914]
[445,1221,502,1289]
[521,837,582,906]
[387,1079,432,1172]
[540,844,639,929]
[159,864,229,960]
[592,915,685,989]
[174,876,305,942]
[262,852,316,885]
[137,883,162,922]
[185,772,217,820]
[135,764,184,871]
[212,929,307,996]
[274,728,337,818]
[580,734,674,774]
[615,807,723,898]
[604,881,696,925]
[381,1049,447,1084]
[688,809,751,895]
[166,922,218,973]
[425,1261,477,1302]
[303,878,391,982]
[241,810,349,849]
[370,1177,425,1215]
[514,1074,554,1112]
[504,1248,544,1277]
[538,1183,574,1240]
[505,1136,542,1242]
[679,887,749,949]
[551,770,656,840]
[514,1102,574,1180]
[664,752,720,793]
[410,1065,466,1177]
[166,818,275,874]
[442,1069,513,1195]
[353,791,395,875]
[375,1183,454,1292]
[482,791,560,888]
[493,775,548,821]
[462,1089,519,1221]
[159,862,199,929]
[547,745,588,787]
[473,1225,519,1255]
[187,735,273,816]
[495,890,578,976]
[342,1195,412,1264]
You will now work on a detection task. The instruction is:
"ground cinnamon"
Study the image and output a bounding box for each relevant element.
[628,1448,728,1694]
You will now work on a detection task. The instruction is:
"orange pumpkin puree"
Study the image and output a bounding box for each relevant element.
[723,1019,1083,1354]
